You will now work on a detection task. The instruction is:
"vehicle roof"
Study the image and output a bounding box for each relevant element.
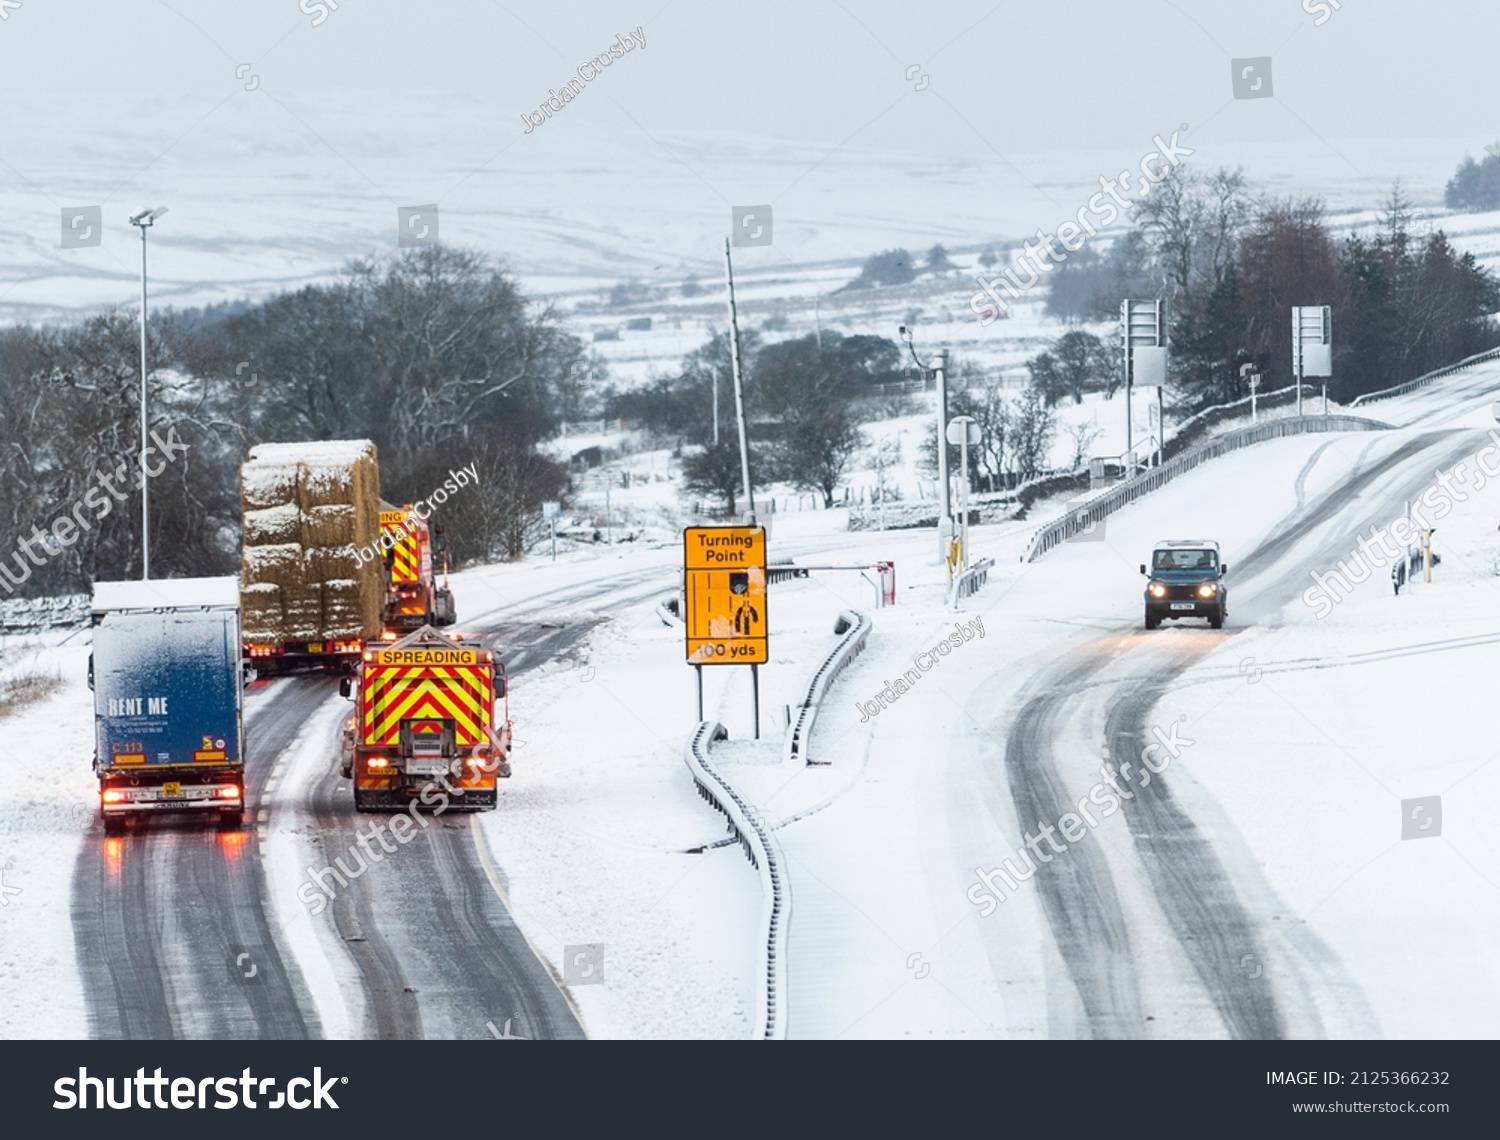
[93,576,240,612]
[1153,539,1220,550]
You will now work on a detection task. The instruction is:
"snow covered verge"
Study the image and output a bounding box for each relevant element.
[0,631,96,1037]
[458,524,983,1038]
[1157,432,1500,1038]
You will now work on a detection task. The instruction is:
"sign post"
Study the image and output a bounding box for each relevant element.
[1293,305,1333,416]
[1240,362,1261,423]
[1121,299,1167,475]
[543,500,562,561]
[946,416,981,573]
[684,525,768,738]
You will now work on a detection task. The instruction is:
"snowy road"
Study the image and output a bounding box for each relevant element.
[68,557,678,1040]
[71,676,327,1039]
[997,429,1480,1038]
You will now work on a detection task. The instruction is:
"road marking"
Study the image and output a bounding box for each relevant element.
[264,779,278,793]
[257,810,269,823]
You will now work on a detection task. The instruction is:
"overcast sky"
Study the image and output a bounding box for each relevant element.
[1,1,1497,312]
[2,1,1495,147]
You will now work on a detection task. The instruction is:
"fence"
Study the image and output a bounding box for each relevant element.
[948,558,994,610]
[559,418,640,438]
[1022,414,1393,562]
[784,611,872,766]
[1349,346,1500,407]
[0,594,90,634]
[683,720,789,1040]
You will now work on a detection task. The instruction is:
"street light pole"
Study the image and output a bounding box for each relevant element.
[723,238,754,519]
[128,207,167,579]
[900,326,951,559]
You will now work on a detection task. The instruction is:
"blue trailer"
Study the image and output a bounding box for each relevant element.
[90,578,246,833]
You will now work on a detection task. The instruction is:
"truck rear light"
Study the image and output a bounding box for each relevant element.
[216,786,242,800]
[368,758,390,769]
[101,789,128,804]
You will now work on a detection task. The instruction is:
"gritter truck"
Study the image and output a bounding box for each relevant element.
[378,501,457,636]
[89,577,246,833]
[339,625,509,812]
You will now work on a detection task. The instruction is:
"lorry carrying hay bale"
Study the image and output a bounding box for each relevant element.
[240,440,384,671]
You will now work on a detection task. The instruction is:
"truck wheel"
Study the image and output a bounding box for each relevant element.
[1209,612,1224,630]
[1144,612,1160,630]
[219,811,243,830]
[103,816,126,836]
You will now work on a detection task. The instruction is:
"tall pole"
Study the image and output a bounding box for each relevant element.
[958,430,970,572]
[723,239,754,518]
[1155,386,1163,467]
[1122,300,1134,476]
[1296,327,1304,417]
[138,221,150,580]
[935,348,951,529]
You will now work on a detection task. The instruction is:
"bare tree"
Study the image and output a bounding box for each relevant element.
[1065,420,1104,469]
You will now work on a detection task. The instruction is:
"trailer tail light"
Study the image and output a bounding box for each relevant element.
[101,789,128,804]
[216,786,242,800]
[368,758,390,769]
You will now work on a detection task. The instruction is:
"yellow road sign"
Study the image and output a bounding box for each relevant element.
[684,526,767,665]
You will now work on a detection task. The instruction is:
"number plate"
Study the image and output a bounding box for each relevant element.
[1170,602,1196,610]
[405,761,449,776]
[162,782,183,796]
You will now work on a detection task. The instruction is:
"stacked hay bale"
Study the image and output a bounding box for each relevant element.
[239,440,383,646]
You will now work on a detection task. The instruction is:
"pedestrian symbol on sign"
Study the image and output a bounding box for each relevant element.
[729,571,759,634]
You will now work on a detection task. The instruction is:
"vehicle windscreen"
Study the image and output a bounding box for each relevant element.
[1153,548,1218,571]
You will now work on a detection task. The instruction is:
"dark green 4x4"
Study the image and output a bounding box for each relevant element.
[1141,540,1228,630]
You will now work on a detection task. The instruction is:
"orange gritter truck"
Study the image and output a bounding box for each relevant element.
[378,501,456,635]
[339,625,509,812]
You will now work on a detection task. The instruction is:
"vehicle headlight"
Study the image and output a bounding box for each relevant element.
[1197,582,1218,598]
[1148,582,1166,598]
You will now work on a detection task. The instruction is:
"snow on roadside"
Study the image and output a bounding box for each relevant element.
[1161,426,1500,1038]
[724,433,1379,1038]
[0,632,96,1039]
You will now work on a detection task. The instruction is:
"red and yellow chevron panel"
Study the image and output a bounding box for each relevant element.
[380,510,421,583]
[360,662,492,746]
